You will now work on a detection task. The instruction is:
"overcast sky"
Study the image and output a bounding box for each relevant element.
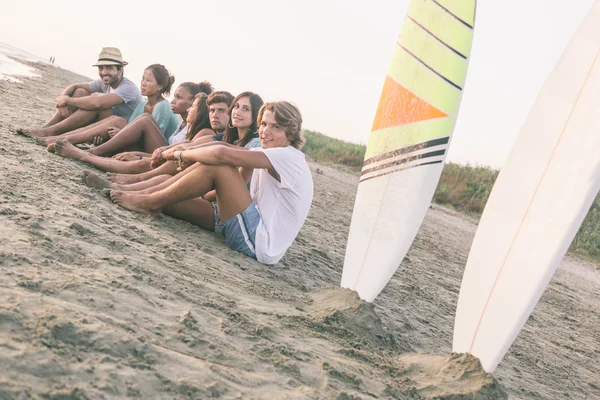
[1,0,596,167]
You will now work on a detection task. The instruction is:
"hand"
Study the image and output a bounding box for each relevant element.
[161,145,184,161]
[113,152,140,161]
[107,127,121,138]
[92,136,104,146]
[173,150,193,172]
[55,95,70,108]
[57,105,72,118]
[150,146,169,169]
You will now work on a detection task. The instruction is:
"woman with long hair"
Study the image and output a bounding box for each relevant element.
[50,92,215,174]
[89,91,264,186]
[109,101,313,264]
[41,65,187,147]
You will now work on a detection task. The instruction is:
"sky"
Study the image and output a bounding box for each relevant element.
[0,0,596,168]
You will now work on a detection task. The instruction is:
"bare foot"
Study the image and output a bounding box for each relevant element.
[15,128,31,137]
[106,172,142,184]
[83,171,115,190]
[109,190,160,217]
[38,136,59,146]
[54,140,88,161]
[46,143,56,153]
[32,137,48,147]
[27,128,52,138]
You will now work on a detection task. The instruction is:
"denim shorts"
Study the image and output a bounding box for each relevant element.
[212,201,260,259]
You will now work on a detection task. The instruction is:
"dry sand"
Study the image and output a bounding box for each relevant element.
[0,59,599,399]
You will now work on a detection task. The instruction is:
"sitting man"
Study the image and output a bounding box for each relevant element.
[20,47,142,137]
[109,101,314,264]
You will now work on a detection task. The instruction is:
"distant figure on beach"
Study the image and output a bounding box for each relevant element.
[19,47,142,138]
[41,64,182,150]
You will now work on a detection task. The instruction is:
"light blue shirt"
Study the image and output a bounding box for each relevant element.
[128,99,181,141]
[88,76,143,121]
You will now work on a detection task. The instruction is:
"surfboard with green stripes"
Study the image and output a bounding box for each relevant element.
[341,0,476,302]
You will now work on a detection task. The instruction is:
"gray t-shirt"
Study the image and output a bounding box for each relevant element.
[88,76,143,120]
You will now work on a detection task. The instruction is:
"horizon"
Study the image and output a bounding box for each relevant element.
[1,0,596,168]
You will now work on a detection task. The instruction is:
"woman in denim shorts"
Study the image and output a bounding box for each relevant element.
[110,101,314,264]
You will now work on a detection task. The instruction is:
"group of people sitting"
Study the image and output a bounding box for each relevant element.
[20,47,314,265]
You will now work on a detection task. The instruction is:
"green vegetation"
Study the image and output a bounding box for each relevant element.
[302,130,600,264]
[434,163,499,215]
[302,130,366,171]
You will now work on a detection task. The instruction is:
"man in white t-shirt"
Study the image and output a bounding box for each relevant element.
[19,47,142,138]
[109,101,314,264]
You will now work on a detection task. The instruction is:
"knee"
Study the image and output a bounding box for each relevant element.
[72,87,91,98]
[107,116,127,127]
[114,117,127,127]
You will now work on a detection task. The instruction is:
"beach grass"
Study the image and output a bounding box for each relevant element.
[302,130,600,264]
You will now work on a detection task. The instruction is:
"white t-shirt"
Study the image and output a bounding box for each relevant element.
[250,146,314,264]
[168,123,189,145]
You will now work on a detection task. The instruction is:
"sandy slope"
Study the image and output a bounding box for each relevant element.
[0,60,598,399]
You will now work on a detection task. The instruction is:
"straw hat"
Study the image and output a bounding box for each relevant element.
[92,47,128,67]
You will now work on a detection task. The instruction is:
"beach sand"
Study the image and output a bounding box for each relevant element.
[0,59,598,399]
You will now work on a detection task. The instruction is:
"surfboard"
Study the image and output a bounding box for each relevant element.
[341,0,477,302]
[453,1,600,373]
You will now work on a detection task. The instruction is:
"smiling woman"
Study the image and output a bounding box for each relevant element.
[108,101,314,264]
[41,64,182,149]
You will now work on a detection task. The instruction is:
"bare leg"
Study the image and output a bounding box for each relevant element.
[123,163,203,195]
[85,172,170,191]
[110,163,251,222]
[27,109,104,137]
[53,140,151,173]
[107,160,178,184]
[43,116,127,146]
[42,88,91,128]
[88,114,168,156]
[164,199,216,231]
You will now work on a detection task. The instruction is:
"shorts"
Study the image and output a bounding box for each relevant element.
[212,201,260,259]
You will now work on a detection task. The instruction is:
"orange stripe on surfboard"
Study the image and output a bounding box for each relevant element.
[372,76,448,132]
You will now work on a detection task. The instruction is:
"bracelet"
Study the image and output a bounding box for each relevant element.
[176,151,185,170]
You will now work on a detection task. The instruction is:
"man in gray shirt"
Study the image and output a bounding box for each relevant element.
[20,47,142,138]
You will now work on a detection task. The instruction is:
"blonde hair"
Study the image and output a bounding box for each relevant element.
[257,101,305,149]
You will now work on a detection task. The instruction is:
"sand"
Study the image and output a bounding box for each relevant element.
[0,58,598,399]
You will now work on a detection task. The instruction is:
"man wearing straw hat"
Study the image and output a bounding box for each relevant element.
[20,47,142,138]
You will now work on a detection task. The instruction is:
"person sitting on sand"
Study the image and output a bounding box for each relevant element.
[19,47,142,137]
[55,91,265,196]
[105,90,245,183]
[149,91,264,169]
[46,81,214,160]
[41,64,181,147]
[166,83,218,147]
[51,91,216,175]
[49,91,235,179]
[108,101,313,264]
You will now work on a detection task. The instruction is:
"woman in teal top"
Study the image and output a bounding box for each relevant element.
[125,64,180,141]
[41,64,180,147]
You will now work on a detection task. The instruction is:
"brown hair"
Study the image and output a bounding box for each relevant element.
[206,91,234,107]
[179,81,213,97]
[186,93,212,141]
[222,91,264,147]
[257,101,305,149]
[145,64,175,97]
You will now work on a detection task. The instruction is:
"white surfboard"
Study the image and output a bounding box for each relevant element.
[342,0,477,302]
[453,1,600,373]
